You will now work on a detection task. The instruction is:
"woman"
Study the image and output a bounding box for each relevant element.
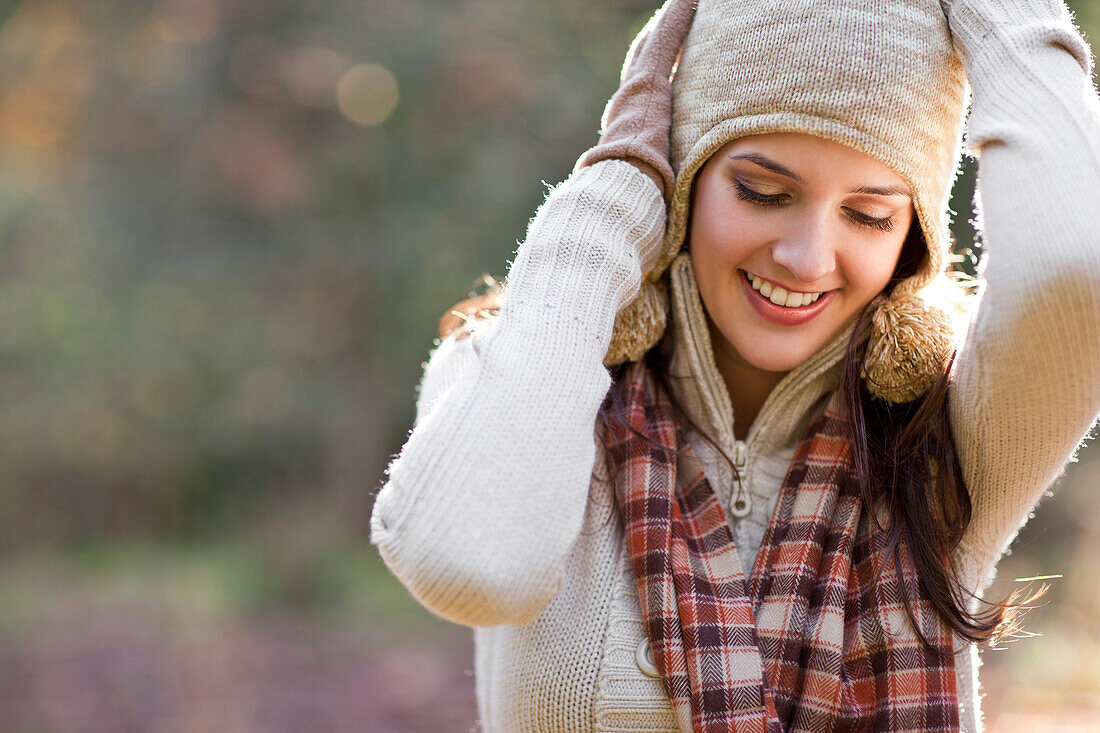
[372,0,1100,730]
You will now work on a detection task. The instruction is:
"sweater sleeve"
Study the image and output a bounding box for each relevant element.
[370,159,665,627]
[946,0,1100,588]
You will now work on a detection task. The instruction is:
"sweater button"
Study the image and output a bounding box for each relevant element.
[635,638,660,678]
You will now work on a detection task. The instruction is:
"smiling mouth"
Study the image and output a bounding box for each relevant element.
[742,270,826,309]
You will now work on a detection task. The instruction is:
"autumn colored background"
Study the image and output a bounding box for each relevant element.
[0,1,1097,730]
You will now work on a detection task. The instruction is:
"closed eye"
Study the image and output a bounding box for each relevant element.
[732,180,789,207]
[844,208,895,233]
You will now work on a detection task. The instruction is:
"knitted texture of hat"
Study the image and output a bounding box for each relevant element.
[606,0,970,402]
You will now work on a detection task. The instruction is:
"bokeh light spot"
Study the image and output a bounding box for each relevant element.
[336,64,398,127]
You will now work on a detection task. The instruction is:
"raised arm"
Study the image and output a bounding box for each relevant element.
[943,0,1100,586]
[370,161,663,626]
[370,0,695,627]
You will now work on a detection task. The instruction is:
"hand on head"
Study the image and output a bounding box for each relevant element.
[577,0,697,201]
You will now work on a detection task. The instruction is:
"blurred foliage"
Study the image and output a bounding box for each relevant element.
[0,0,1093,549]
[0,0,660,548]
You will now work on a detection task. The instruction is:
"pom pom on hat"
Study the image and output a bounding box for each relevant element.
[862,290,956,404]
[605,279,668,365]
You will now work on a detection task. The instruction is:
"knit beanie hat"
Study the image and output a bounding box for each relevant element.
[605,0,970,403]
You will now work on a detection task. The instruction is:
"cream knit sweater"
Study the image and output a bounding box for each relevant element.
[371,2,1100,731]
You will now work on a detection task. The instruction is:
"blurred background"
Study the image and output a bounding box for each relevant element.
[0,0,1096,730]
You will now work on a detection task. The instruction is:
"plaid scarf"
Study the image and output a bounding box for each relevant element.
[604,360,959,732]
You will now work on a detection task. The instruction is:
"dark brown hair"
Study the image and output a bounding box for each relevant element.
[837,223,1032,647]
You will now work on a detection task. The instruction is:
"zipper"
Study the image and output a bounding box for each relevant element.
[730,439,751,518]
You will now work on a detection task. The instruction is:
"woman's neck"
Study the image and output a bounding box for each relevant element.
[707,320,787,441]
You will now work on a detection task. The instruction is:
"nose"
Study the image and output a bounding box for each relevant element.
[769,213,837,285]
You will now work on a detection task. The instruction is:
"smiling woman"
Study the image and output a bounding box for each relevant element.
[689,134,917,408]
[371,0,1100,731]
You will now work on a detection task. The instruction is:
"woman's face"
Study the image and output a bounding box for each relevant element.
[688,132,916,374]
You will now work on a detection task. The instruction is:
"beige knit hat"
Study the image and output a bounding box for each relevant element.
[605,0,972,402]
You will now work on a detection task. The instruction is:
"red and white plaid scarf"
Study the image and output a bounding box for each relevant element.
[603,360,959,732]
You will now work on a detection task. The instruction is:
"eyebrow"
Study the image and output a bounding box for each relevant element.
[727,152,912,198]
[728,153,804,183]
[847,184,912,198]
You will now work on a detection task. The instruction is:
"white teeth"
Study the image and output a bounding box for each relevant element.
[745,271,824,308]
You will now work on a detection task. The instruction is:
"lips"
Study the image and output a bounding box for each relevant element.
[740,270,835,326]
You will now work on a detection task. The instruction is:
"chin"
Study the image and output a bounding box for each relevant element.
[741,348,816,374]
[727,331,830,374]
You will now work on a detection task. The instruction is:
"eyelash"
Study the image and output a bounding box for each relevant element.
[731,181,895,233]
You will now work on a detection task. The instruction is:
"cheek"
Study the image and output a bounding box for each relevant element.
[689,200,769,267]
[840,241,906,300]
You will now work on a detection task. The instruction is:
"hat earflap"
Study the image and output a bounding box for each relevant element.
[861,286,962,404]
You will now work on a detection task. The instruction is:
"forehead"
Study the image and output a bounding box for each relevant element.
[714,133,909,188]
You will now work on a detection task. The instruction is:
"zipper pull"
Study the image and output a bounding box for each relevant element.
[730,440,751,518]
